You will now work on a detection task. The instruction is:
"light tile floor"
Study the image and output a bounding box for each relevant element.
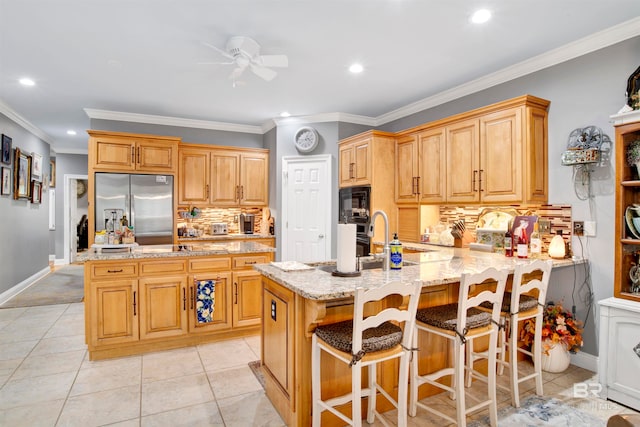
[0,302,638,426]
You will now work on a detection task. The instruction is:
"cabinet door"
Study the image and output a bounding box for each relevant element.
[93,137,135,171]
[138,276,188,340]
[262,282,294,396]
[136,140,176,172]
[480,108,523,202]
[89,279,139,347]
[395,135,419,204]
[446,119,480,203]
[339,144,355,187]
[418,128,446,203]
[353,139,371,185]
[211,151,240,206]
[240,152,269,206]
[525,106,549,203]
[178,149,210,205]
[188,272,232,333]
[232,270,263,328]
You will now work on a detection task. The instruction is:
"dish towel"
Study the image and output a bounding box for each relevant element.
[195,279,215,323]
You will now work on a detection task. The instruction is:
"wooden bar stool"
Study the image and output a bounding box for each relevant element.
[466,259,553,407]
[311,280,422,427]
[408,267,508,427]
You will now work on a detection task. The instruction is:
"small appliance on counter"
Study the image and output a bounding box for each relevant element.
[211,223,228,235]
[239,213,255,234]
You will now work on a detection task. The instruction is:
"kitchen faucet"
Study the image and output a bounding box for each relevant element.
[368,210,390,271]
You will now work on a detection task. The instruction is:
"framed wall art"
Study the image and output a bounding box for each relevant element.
[32,152,42,182]
[31,180,42,204]
[49,159,56,187]
[1,166,10,195]
[13,147,31,200]
[1,134,11,165]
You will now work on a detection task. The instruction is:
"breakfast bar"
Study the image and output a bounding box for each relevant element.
[254,249,583,426]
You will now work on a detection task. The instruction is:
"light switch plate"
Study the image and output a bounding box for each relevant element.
[584,221,596,237]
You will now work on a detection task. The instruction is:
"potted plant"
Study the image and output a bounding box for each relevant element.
[626,139,640,176]
[520,302,583,372]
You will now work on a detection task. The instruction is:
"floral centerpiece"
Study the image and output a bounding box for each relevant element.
[626,139,640,170]
[520,302,583,354]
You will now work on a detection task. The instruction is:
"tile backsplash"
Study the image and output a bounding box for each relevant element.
[177,207,266,234]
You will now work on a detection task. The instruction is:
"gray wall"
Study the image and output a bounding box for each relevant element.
[0,113,51,295]
[90,119,263,148]
[380,36,640,356]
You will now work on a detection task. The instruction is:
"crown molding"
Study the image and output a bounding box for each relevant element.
[0,99,54,144]
[84,108,264,134]
[272,112,377,127]
[376,16,640,125]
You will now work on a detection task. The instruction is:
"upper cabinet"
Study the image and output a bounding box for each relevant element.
[88,130,179,174]
[395,95,549,205]
[339,137,372,187]
[178,144,269,207]
[395,127,446,204]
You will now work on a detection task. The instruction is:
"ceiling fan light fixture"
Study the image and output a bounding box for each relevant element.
[67,130,77,135]
[470,9,491,24]
[349,63,364,74]
[280,112,291,117]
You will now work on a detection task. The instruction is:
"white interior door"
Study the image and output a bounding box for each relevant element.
[282,155,331,262]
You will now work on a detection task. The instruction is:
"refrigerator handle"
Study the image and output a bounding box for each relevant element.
[129,193,134,230]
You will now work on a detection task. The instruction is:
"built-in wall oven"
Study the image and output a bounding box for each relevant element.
[339,186,371,256]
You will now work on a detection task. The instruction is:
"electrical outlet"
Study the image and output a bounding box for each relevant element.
[584,221,596,237]
[538,219,551,234]
[573,221,584,236]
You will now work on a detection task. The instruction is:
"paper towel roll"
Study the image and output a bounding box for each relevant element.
[337,224,357,273]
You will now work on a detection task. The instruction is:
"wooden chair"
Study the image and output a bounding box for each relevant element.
[311,280,423,427]
[409,267,508,427]
[466,259,553,407]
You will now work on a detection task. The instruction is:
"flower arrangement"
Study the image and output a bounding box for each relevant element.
[626,139,640,167]
[520,303,583,354]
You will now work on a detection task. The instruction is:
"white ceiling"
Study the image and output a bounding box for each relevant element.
[1,1,639,154]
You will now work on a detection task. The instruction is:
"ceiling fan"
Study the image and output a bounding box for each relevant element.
[202,36,288,85]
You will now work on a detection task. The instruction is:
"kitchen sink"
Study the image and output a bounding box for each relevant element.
[316,259,416,273]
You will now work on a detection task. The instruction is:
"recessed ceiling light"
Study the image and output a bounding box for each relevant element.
[280,112,291,118]
[67,130,77,135]
[349,63,364,74]
[19,78,35,86]
[471,9,491,24]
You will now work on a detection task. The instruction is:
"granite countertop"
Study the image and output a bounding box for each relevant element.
[178,233,274,241]
[78,241,275,262]
[253,247,585,301]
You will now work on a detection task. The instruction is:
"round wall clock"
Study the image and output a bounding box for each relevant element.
[293,127,319,153]
[77,179,87,198]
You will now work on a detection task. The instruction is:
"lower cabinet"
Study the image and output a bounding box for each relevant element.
[85,252,272,360]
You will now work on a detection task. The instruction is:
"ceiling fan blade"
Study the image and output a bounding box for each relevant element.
[257,54,288,68]
[249,63,277,81]
[229,66,247,81]
[201,41,234,60]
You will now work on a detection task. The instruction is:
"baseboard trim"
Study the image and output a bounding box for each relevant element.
[0,267,51,306]
[570,350,598,372]
[54,258,67,266]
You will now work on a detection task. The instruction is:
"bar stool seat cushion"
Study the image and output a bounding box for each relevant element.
[416,303,491,331]
[315,320,403,354]
[480,292,538,313]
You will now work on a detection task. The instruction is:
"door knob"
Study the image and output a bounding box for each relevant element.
[318,234,324,238]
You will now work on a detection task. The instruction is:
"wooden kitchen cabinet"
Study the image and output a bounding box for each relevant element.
[178,147,210,205]
[88,278,139,348]
[395,127,446,204]
[138,275,189,340]
[446,118,481,203]
[211,149,269,206]
[88,130,179,173]
[339,137,371,187]
[187,272,232,333]
[232,270,263,328]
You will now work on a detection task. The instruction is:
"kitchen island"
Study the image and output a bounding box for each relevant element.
[80,241,275,360]
[254,248,583,426]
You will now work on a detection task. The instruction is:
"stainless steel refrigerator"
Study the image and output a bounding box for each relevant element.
[95,173,174,245]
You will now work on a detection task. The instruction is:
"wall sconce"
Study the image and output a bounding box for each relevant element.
[548,231,566,259]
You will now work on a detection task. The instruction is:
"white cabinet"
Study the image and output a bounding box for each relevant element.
[599,297,640,411]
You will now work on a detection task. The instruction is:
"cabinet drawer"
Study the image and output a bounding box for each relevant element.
[189,257,232,272]
[139,259,187,275]
[90,262,138,279]
[233,255,270,269]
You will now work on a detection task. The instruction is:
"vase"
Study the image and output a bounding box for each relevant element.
[540,340,571,373]
[635,161,640,178]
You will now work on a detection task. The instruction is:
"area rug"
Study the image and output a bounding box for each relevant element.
[468,395,605,427]
[0,265,84,308]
